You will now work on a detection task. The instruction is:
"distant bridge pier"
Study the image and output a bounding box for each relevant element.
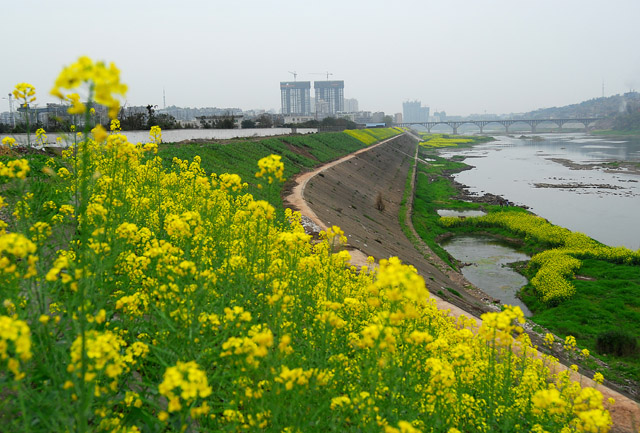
[477,121,489,134]
[450,121,465,135]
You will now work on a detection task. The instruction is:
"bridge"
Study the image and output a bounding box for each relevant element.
[398,118,599,134]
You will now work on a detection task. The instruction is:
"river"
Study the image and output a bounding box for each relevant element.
[438,133,640,250]
[7,127,317,146]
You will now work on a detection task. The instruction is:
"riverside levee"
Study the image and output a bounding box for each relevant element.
[302,133,492,316]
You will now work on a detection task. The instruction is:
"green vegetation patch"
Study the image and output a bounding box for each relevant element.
[344,127,402,145]
[158,132,370,210]
[521,258,640,383]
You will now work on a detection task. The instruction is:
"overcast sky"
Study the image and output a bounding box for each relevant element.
[3,0,639,116]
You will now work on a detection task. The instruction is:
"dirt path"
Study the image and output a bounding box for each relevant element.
[283,132,640,432]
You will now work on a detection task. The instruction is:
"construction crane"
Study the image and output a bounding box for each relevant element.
[310,71,333,81]
[288,71,298,81]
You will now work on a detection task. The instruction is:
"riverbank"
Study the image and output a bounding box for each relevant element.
[591,129,640,138]
[411,135,640,403]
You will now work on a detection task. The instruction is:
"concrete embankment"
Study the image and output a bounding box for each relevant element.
[292,133,490,316]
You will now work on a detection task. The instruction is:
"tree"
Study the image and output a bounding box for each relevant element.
[256,114,272,128]
[241,119,256,129]
[119,111,147,130]
[612,102,640,131]
[320,117,357,129]
[383,115,394,125]
[214,115,236,129]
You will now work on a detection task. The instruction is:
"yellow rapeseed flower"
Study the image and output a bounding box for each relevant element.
[51,56,127,119]
[13,83,36,107]
[158,361,211,412]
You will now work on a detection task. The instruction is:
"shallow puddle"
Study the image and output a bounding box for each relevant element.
[437,209,487,218]
[440,235,532,316]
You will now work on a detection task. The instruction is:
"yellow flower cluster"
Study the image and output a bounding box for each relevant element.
[149,125,162,144]
[0,232,38,279]
[0,315,32,380]
[344,127,402,145]
[13,83,36,107]
[50,56,127,119]
[255,154,285,184]
[35,128,47,146]
[65,93,86,115]
[419,134,473,147]
[158,361,212,413]
[0,158,30,179]
[69,330,118,378]
[110,118,121,132]
[2,137,17,148]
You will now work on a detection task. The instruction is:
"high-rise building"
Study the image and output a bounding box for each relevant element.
[344,98,359,113]
[314,81,344,116]
[403,100,429,123]
[280,81,311,115]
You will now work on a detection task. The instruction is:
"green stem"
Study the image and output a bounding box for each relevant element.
[18,382,30,433]
[76,84,95,433]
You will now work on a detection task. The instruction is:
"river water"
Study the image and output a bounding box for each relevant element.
[6,128,317,146]
[439,134,640,250]
[440,235,532,315]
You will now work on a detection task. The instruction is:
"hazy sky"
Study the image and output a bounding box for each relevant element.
[3,0,639,116]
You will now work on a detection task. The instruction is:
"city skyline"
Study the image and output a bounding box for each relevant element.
[2,0,639,117]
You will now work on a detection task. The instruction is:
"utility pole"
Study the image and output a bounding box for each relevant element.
[163,88,166,109]
[5,93,15,127]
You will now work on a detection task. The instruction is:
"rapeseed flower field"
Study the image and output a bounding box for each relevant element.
[0,57,615,432]
[440,212,640,304]
[419,134,474,148]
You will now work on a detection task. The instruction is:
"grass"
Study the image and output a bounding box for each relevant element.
[591,129,640,137]
[521,258,640,384]
[0,151,69,223]
[157,132,369,212]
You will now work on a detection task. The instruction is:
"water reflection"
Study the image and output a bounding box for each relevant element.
[437,209,486,218]
[440,235,532,316]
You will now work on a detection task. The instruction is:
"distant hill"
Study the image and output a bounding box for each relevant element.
[521,92,640,124]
